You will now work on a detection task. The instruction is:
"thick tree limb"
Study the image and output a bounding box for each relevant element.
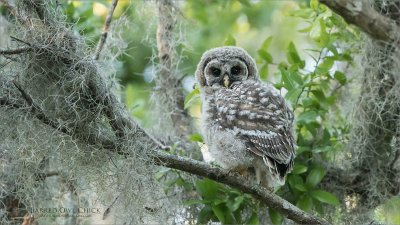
[320,0,400,42]
[153,151,330,225]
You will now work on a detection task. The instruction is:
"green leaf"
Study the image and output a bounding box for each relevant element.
[198,205,213,224]
[189,133,204,143]
[269,208,283,225]
[334,71,347,85]
[294,183,307,192]
[297,111,318,124]
[247,212,259,225]
[310,0,319,9]
[184,87,200,109]
[297,195,313,212]
[291,164,308,175]
[259,63,269,80]
[317,57,334,74]
[311,190,340,205]
[286,42,305,68]
[289,70,304,85]
[281,68,295,91]
[154,168,171,180]
[261,36,273,49]
[195,178,219,200]
[285,87,303,106]
[310,19,326,43]
[212,205,226,223]
[230,196,245,212]
[224,34,236,46]
[290,8,316,19]
[212,205,236,224]
[258,49,273,63]
[298,23,313,33]
[306,167,325,187]
[313,145,334,153]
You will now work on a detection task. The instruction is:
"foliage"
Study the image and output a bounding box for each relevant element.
[3,0,394,224]
[272,0,357,220]
[183,0,358,224]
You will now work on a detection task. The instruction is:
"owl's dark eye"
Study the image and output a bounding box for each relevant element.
[231,66,241,76]
[211,67,221,76]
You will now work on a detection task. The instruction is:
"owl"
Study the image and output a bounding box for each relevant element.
[195,46,295,189]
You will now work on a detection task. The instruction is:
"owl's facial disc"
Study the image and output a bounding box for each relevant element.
[204,59,248,88]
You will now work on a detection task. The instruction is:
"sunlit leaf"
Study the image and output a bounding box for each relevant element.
[317,57,334,74]
[310,0,319,10]
[184,87,200,109]
[285,87,303,106]
[259,63,269,80]
[224,34,236,46]
[189,133,204,143]
[261,36,273,49]
[258,49,273,63]
[287,42,305,68]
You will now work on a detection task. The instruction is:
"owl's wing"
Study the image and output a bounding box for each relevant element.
[214,81,295,180]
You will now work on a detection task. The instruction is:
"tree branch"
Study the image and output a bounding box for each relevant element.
[153,151,330,225]
[319,0,400,42]
[0,47,32,55]
[156,0,191,138]
[93,0,119,60]
[2,91,330,224]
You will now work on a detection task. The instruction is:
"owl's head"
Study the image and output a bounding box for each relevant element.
[195,46,259,88]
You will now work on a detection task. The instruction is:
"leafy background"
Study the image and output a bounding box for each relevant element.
[2,0,399,224]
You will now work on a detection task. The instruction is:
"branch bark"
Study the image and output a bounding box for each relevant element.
[319,0,400,42]
[155,0,191,138]
[153,151,330,225]
[93,0,119,60]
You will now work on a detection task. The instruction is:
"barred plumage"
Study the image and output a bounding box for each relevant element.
[196,47,295,189]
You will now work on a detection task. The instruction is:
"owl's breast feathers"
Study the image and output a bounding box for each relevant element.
[206,80,295,181]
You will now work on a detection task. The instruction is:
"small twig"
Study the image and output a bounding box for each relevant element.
[10,36,32,46]
[93,0,119,60]
[0,47,32,55]
[12,80,72,135]
[102,195,119,220]
[0,0,27,24]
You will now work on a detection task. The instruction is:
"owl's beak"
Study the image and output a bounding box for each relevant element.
[223,75,230,88]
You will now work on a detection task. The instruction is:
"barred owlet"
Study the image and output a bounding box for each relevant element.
[195,46,295,189]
